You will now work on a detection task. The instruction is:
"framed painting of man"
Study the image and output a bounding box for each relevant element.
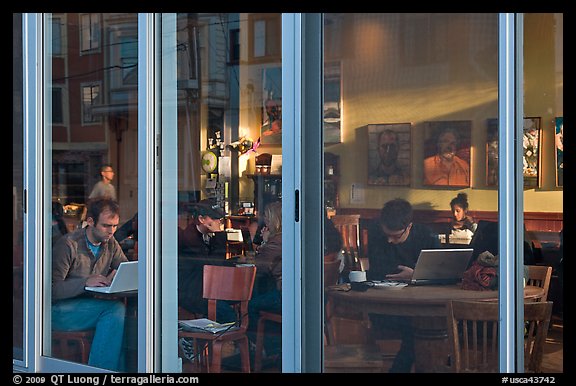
[423,120,471,187]
[523,117,541,188]
[367,123,411,186]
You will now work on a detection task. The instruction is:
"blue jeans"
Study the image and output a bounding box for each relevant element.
[52,298,126,371]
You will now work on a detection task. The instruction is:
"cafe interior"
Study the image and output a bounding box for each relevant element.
[13,13,562,373]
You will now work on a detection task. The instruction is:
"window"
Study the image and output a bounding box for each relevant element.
[52,87,64,125]
[248,14,281,62]
[81,82,102,125]
[80,13,101,53]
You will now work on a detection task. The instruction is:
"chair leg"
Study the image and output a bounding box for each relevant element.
[254,316,267,372]
[238,337,251,373]
[210,341,224,373]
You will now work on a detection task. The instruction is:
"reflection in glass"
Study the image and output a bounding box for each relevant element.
[323,13,500,373]
[48,13,139,372]
[175,13,283,373]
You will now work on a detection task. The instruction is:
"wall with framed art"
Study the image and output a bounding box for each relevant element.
[325,13,563,214]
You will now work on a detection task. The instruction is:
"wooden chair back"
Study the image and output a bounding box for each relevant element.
[525,265,552,302]
[203,265,257,332]
[446,300,553,373]
[330,214,362,270]
[523,301,553,372]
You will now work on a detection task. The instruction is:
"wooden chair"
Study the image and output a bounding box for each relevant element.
[52,330,95,364]
[446,300,553,373]
[525,265,552,302]
[253,310,282,372]
[178,265,256,373]
[330,215,363,271]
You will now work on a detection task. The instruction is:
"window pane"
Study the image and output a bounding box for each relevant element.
[174,13,282,374]
[13,12,24,362]
[522,13,563,373]
[323,13,501,373]
[47,13,139,372]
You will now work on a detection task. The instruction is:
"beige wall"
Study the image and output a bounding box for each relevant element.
[325,13,562,213]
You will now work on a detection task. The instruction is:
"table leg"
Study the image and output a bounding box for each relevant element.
[411,316,451,373]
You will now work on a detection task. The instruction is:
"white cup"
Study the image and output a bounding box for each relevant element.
[349,270,367,282]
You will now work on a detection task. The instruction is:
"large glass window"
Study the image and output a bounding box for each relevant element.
[13,12,24,364]
[322,12,563,374]
[172,13,283,374]
[322,13,501,373]
[46,13,139,372]
[522,12,563,372]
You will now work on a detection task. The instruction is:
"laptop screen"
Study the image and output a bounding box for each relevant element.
[411,248,474,285]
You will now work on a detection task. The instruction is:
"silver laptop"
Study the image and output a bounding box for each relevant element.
[410,248,474,285]
[85,261,138,293]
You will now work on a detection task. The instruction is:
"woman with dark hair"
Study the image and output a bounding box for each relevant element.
[449,193,477,233]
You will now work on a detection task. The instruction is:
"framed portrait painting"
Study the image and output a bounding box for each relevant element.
[486,118,498,186]
[423,120,471,187]
[260,67,282,144]
[367,123,411,186]
[555,117,563,187]
[523,117,541,188]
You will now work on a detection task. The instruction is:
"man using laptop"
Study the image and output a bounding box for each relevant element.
[366,198,440,373]
[52,198,128,371]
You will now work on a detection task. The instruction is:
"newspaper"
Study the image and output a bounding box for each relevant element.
[178,318,237,334]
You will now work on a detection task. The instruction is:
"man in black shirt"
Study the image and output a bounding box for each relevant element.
[366,198,440,372]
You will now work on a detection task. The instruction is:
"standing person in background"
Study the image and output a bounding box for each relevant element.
[449,193,477,233]
[89,164,117,201]
[366,198,440,373]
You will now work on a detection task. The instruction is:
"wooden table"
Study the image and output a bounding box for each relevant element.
[326,284,545,373]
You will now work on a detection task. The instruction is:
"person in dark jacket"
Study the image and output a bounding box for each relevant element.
[177,199,228,318]
[366,198,440,373]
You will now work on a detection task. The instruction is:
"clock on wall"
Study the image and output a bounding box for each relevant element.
[201,150,218,174]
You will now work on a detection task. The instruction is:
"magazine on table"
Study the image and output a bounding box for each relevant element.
[178,318,237,334]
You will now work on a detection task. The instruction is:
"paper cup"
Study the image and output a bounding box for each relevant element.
[349,270,367,282]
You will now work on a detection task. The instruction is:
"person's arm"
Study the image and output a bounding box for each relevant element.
[108,237,129,269]
[52,236,90,300]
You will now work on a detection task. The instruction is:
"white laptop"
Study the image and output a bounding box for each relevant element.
[85,261,138,294]
[410,248,474,285]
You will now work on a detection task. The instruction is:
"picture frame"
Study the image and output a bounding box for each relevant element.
[367,123,411,186]
[555,117,563,187]
[260,67,282,145]
[324,61,342,144]
[422,120,471,187]
[523,117,541,188]
[486,118,498,186]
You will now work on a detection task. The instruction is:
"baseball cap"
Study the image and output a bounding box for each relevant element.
[188,199,225,219]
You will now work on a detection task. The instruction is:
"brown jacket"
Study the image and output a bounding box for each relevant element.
[256,232,282,291]
[52,228,127,301]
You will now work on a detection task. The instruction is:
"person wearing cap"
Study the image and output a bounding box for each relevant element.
[177,199,227,254]
[177,199,230,319]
